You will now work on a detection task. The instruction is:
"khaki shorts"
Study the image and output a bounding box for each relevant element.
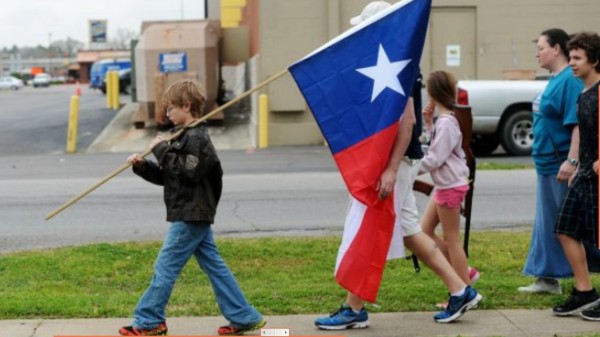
[394,157,422,237]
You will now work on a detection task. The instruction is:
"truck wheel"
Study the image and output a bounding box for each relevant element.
[471,134,500,156]
[500,110,533,156]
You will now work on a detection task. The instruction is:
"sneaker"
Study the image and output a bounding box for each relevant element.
[581,302,600,321]
[553,287,600,316]
[217,319,266,336]
[435,268,480,310]
[468,266,480,284]
[434,286,483,323]
[518,278,562,295]
[118,322,168,336]
[314,304,369,330]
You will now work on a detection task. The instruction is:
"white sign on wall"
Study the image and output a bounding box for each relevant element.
[446,45,461,67]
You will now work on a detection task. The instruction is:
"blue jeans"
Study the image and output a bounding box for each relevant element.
[132,221,262,329]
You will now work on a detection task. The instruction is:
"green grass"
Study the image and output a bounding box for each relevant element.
[0,231,598,319]
[476,162,534,170]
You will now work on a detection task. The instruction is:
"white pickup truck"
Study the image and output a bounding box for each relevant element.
[456,79,549,156]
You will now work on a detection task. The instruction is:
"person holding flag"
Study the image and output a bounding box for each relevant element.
[289,0,482,328]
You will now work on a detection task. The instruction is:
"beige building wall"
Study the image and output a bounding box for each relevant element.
[428,0,600,79]
[254,0,599,145]
[258,0,370,146]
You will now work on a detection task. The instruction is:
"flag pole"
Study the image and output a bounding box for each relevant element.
[45,68,290,221]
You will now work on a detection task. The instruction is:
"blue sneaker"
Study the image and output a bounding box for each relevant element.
[314,304,369,330]
[434,286,482,323]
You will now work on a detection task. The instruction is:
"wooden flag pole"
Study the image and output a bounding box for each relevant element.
[45,69,290,221]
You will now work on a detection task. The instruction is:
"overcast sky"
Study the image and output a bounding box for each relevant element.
[0,0,206,48]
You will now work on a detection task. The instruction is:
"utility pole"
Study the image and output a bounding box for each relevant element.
[180,0,184,20]
[48,32,52,75]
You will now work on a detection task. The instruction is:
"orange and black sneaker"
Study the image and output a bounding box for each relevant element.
[217,319,266,336]
[118,322,168,336]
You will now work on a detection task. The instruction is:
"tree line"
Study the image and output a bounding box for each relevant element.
[0,28,138,59]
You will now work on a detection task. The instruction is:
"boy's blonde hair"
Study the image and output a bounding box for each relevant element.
[162,80,206,118]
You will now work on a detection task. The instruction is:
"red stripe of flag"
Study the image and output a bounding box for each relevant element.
[333,124,398,302]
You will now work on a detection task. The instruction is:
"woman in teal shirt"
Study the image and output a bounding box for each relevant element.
[519,28,583,294]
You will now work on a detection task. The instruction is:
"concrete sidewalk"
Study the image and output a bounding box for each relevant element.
[2,310,598,337]
[86,103,254,154]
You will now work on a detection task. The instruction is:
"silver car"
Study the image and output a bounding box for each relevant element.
[0,76,24,90]
[33,73,52,88]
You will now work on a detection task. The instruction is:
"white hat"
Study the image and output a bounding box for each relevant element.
[350,1,392,25]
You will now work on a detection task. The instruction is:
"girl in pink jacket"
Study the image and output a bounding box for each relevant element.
[420,71,473,286]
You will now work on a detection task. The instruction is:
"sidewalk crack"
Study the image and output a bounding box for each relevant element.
[498,310,527,336]
[29,320,43,337]
[231,200,260,231]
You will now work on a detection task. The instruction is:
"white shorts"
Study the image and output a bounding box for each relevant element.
[394,157,421,237]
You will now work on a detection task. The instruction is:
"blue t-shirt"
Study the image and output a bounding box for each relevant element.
[532,66,582,175]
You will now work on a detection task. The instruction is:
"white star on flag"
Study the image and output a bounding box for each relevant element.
[356,44,411,102]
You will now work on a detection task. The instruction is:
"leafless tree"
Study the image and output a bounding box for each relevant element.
[108,28,139,50]
[50,37,84,57]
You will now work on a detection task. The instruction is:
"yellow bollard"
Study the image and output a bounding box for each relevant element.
[111,70,120,110]
[66,95,80,153]
[105,71,113,109]
[258,94,269,148]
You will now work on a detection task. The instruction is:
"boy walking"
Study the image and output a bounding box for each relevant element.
[553,31,600,321]
[120,80,265,336]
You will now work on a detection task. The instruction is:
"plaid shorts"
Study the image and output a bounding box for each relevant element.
[555,174,599,248]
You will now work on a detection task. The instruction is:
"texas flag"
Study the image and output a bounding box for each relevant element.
[289,0,430,302]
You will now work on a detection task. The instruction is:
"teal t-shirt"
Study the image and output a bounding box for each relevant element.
[532,66,582,175]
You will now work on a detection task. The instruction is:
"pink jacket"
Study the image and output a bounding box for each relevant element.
[418,114,469,189]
